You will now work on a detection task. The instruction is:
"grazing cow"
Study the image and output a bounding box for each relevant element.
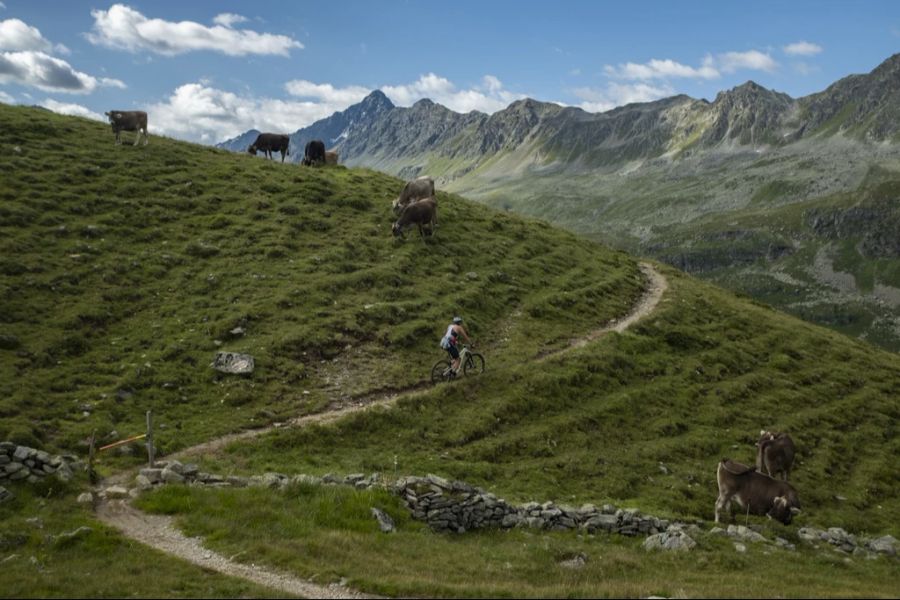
[715,459,801,525]
[105,110,148,146]
[392,197,437,241]
[756,431,796,481]
[248,133,290,162]
[392,176,435,214]
[324,150,339,165]
[302,139,326,166]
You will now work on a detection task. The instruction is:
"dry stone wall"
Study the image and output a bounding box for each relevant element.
[0,442,81,501]
[112,463,899,558]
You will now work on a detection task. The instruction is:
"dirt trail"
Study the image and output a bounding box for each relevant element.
[96,500,381,599]
[94,261,667,597]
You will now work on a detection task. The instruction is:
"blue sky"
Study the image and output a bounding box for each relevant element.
[1,1,898,143]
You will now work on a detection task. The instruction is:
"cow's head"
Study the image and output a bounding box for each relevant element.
[391,221,405,238]
[767,495,801,525]
[247,144,257,155]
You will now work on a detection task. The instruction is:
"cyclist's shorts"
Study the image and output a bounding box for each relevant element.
[446,345,460,359]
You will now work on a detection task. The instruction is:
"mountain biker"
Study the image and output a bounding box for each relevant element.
[440,316,472,374]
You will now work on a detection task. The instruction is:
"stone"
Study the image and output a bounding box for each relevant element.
[13,446,35,461]
[104,485,129,498]
[727,525,767,543]
[4,462,24,474]
[869,535,897,556]
[160,468,185,484]
[54,463,74,482]
[371,508,395,533]
[734,542,747,553]
[140,468,163,483]
[643,530,696,552]
[0,486,13,503]
[559,553,588,569]
[211,352,255,374]
[798,527,826,542]
[76,492,93,504]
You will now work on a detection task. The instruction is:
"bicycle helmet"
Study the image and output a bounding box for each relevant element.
[452,316,463,324]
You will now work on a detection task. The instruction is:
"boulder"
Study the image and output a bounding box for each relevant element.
[211,352,255,374]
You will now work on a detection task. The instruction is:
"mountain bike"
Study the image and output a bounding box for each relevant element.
[431,345,485,384]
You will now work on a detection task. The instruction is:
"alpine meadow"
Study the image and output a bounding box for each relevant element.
[2,75,900,598]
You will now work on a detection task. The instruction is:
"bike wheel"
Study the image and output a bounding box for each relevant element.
[463,353,485,377]
[431,359,453,384]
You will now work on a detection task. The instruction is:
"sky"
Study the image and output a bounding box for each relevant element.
[1,1,898,144]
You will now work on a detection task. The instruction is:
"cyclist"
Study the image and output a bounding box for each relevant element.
[440,316,472,374]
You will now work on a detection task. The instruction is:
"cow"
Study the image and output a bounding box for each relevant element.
[756,431,796,481]
[392,176,435,215]
[392,198,437,242]
[248,133,290,162]
[324,150,339,165]
[301,139,326,166]
[105,110,148,146]
[715,459,801,525]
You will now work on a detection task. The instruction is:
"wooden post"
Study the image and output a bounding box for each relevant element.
[88,429,97,484]
[146,410,155,468]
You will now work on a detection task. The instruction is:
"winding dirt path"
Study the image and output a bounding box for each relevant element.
[95,262,667,598]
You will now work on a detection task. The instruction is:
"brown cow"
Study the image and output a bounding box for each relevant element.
[392,197,437,241]
[324,150,339,165]
[105,110,148,146]
[756,431,796,481]
[392,176,435,214]
[248,133,290,162]
[715,459,801,525]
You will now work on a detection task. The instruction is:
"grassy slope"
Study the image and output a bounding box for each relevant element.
[2,105,898,597]
[0,104,641,460]
[445,141,900,351]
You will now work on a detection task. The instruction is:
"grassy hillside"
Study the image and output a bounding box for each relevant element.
[1,105,898,598]
[440,138,900,351]
[0,103,641,458]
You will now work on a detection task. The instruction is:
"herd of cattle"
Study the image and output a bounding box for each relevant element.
[104,112,435,240]
[104,112,809,526]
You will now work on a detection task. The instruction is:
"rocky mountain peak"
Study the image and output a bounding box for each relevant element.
[359,89,394,111]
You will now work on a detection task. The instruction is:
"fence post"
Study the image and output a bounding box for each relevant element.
[146,410,155,468]
[88,429,97,484]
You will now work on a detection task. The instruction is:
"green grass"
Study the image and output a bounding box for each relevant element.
[189,267,900,536]
[2,105,899,598]
[0,479,293,598]
[0,103,641,462]
[135,482,900,598]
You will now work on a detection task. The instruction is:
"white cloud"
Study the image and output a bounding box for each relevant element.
[381,73,524,113]
[212,13,248,28]
[87,4,303,57]
[718,50,778,73]
[783,41,823,56]
[605,50,778,82]
[574,82,676,113]
[605,56,719,80]
[0,18,53,52]
[0,50,126,93]
[284,80,370,105]
[0,89,13,103]
[39,98,106,121]
[147,82,341,143]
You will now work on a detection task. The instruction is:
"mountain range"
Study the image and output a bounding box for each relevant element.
[219,53,900,351]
